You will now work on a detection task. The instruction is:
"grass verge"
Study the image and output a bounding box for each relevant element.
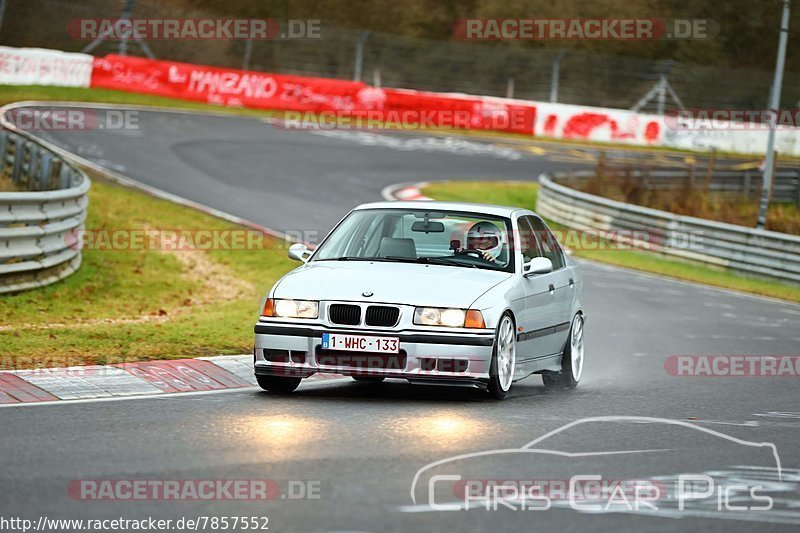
[0,176,296,369]
[422,180,800,303]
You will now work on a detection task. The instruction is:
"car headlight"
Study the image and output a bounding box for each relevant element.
[413,307,485,328]
[262,298,319,319]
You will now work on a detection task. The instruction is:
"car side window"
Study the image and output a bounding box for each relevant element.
[517,216,542,263]
[528,216,565,270]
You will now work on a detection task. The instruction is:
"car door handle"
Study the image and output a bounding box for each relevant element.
[548,284,555,294]
[569,278,574,288]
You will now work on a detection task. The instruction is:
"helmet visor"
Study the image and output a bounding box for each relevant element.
[469,235,499,251]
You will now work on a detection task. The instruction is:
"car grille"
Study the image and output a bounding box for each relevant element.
[328,304,361,325]
[365,306,400,327]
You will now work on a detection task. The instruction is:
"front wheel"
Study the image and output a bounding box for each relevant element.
[488,313,516,400]
[256,375,301,393]
[543,313,584,390]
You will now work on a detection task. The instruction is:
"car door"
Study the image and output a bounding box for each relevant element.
[517,216,562,358]
[528,216,573,352]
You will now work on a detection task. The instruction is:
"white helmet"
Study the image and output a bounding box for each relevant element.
[466,221,503,258]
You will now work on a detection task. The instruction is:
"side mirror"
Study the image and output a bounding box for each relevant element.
[523,257,553,276]
[288,242,312,263]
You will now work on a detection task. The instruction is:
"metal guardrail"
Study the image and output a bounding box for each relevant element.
[537,172,800,284]
[555,167,800,205]
[0,129,90,294]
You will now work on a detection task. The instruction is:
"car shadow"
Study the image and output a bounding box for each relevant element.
[255,377,555,404]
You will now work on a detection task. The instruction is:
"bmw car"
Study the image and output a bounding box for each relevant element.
[253,201,584,399]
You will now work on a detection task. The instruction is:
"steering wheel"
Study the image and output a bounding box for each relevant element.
[454,249,486,259]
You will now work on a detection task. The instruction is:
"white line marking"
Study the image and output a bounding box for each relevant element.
[579,260,800,307]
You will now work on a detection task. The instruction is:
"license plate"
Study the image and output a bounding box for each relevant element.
[322,333,400,353]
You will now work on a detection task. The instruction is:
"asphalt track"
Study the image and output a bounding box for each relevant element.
[1,106,799,532]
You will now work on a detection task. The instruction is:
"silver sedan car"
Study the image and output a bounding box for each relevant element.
[253,201,584,399]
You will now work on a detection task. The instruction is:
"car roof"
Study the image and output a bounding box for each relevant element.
[354,200,529,218]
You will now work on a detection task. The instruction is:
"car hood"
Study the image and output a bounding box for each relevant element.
[273,261,512,308]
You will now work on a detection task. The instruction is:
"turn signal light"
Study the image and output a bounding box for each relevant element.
[262,298,275,317]
[464,309,485,329]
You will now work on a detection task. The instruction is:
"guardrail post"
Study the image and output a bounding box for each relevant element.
[50,159,62,190]
[39,153,53,191]
[26,144,39,191]
[596,150,607,177]
[0,132,7,173]
[796,169,800,206]
[11,138,24,185]
[743,171,752,198]
[59,165,71,189]
[704,148,716,192]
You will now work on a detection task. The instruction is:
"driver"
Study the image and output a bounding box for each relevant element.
[464,221,503,263]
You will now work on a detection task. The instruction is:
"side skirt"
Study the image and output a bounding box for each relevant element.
[514,352,563,380]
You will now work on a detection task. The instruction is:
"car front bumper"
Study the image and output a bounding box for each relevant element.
[254,321,495,386]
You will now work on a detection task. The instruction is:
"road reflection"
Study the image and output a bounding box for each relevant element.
[241,415,327,458]
[387,413,491,450]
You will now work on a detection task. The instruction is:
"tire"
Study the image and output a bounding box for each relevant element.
[543,313,584,390]
[352,376,385,383]
[256,375,301,393]
[488,313,516,400]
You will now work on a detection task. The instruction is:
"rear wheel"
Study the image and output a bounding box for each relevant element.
[543,313,584,390]
[352,376,385,383]
[256,375,301,393]
[488,313,516,400]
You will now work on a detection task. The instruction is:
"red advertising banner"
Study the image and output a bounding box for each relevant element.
[91,55,537,134]
[379,88,536,134]
[91,54,366,112]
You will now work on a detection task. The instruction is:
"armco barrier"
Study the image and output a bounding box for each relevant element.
[537,172,800,284]
[0,124,89,294]
[554,168,800,205]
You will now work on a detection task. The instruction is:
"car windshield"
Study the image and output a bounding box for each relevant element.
[312,208,514,272]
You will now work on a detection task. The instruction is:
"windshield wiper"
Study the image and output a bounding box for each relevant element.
[422,256,508,271]
[331,256,411,262]
[384,255,482,269]
[376,256,427,264]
